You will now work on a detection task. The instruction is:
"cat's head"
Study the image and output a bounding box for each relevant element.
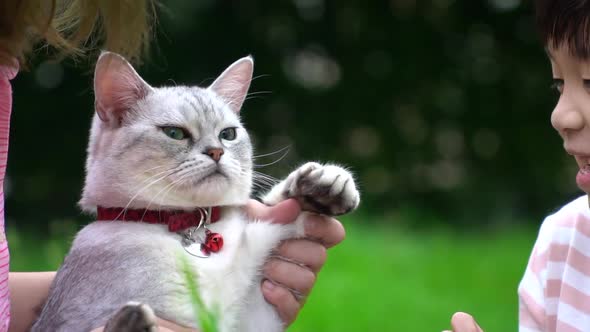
[79,52,254,212]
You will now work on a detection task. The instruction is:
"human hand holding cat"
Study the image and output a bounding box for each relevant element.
[246,198,346,325]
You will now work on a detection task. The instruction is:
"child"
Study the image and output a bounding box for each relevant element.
[448,0,590,331]
[1,1,345,331]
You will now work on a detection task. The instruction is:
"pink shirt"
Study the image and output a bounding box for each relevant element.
[0,61,17,331]
[519,195,590,332]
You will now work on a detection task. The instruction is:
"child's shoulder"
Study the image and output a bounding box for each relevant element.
[536,195,590,248]
[546,195,590,224]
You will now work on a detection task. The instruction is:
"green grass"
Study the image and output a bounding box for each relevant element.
[7,217,538,331]
[290,217,537,331]
[179,254,220,332]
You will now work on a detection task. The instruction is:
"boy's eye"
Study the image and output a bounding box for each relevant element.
[162,126,188,140]
[219,127,237,141]
[551,79,564,94]
[583,79,590,91]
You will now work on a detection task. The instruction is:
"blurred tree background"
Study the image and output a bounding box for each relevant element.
[7,0,576,229]
[4,0,581,330]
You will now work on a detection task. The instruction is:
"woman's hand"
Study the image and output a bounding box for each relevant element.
[246,199,346,326]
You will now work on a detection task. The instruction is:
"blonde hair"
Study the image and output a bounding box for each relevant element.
[0,0,156,67]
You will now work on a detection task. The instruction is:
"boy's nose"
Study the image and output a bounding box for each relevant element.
[551,95,585,134]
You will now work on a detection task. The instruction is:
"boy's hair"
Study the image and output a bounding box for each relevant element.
[0,0,156,67]
[536,0,590,58]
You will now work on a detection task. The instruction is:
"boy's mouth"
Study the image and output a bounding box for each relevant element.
[575,158,590,190]
[573,155,590,170]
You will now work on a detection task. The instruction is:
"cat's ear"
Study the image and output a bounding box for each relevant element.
[94,51,152,125]
[209,56,254,113]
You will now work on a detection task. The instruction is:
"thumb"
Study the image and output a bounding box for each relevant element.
[245,199,302,225]
[450,312,483,332]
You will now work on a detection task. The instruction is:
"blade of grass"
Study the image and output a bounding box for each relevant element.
[179,254,220,332]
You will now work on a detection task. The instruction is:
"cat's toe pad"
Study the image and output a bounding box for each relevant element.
[104,301,158,332]
[285,162,360,216]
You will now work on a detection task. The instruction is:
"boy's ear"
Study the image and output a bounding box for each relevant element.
[209,56,254,114]
[94,51,152,125]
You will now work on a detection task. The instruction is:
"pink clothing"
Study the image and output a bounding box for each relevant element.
[519,195,590,332]
[0,61,17,332]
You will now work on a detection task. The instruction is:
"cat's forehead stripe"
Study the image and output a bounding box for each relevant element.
[180,89,217,116]
[182,93,202,115]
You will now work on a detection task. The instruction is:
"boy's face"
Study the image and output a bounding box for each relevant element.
[549,45,590,194]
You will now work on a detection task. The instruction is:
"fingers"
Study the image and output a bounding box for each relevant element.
[248,198,346,328]
[261,280,301,326]
[264,257,316,296]
[447,312,483,332]
[303,214,345,248]
[245,199,301,224]
[262,238,327,327]
[275,239,327,273]
[245,199,346,249]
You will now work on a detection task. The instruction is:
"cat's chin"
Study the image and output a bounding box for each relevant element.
[192,171,228,187]
[165,179,250,208]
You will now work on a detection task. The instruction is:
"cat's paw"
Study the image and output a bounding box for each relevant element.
[104,301,158,332]
[283,162,360,216]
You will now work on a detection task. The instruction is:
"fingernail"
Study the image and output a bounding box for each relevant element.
[263,280,275,292]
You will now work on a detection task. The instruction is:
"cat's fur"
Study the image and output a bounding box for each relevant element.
[31,52,360,332]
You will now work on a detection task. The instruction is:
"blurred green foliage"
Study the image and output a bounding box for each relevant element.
[5,1,579,228]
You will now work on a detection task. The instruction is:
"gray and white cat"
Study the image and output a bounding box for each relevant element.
[31,52,360,332]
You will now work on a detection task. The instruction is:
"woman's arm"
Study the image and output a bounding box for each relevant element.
[9,272,197,332]
[8,272,56,332]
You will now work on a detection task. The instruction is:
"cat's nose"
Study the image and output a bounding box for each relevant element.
[204,147,224,162]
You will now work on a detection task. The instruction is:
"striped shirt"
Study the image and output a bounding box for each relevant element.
[0,61,17,331]
[519,195,590,332]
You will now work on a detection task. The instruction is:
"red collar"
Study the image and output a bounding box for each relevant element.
[96,206,222,232]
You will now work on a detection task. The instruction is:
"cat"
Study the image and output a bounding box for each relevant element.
[31,52,360,332]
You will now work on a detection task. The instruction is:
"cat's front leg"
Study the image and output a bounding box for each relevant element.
[103,302,157,332]
[263,162,360,216]
[239,163,360,332]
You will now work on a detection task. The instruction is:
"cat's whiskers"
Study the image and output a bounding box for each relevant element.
[140,164,167,174]
[244,90,272,102]
[154,171,206,218]
[132,161,194,190]
[252,174,276,187]
[219,75,267,111]
[157,173,190,213]
[251,171,278,193]
[117,163,193,220]
[115,168,177,221]
[252,146,291,159]
[141,172,192,221]
[170,160,205,181]
[220,89,242,112]
[252,170,277,181]
[253,148,290,169]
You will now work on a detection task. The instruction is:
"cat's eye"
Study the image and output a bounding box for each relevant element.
[162,126,188,140]
[551,78,564,95]
[219,127,237,141]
